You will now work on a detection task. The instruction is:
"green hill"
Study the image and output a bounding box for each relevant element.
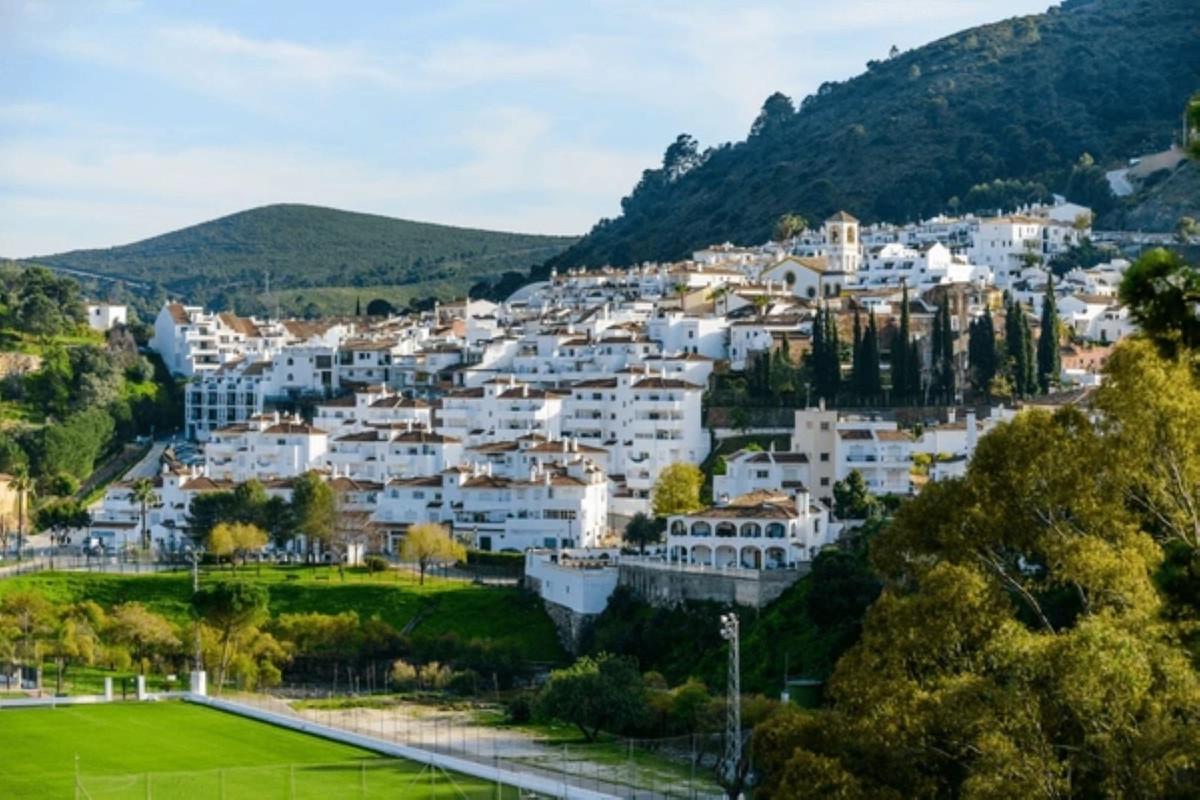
[27,204,577,309]
[547,0,1200,270]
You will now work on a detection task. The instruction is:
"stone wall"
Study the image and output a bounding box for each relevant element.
[540,598,597,655]
[616,562,807,609]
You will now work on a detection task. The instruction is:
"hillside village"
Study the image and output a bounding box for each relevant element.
[76,200,1156,631]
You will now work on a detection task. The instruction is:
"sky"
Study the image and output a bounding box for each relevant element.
[1,0,1054,257]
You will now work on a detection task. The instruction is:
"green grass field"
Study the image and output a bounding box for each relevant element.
[0,566,562,664]
[0,702,517,799]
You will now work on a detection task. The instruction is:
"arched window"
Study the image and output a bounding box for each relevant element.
[715,522,737,538]
[766,522,786,539]
[784,271,796,287]
[691,521,711,537]
[806,287,816,299]
[740,522,761,538]
[670,520,686,536]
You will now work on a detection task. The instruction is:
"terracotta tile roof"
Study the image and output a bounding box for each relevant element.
[218,313,261,338]
[633,377,702,390]
[166,303,189,324]
[263,422,326,435]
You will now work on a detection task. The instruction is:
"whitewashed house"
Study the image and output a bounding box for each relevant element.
[666,490,831,569]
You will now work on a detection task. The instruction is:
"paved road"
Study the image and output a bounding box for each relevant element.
[123,440,169,480]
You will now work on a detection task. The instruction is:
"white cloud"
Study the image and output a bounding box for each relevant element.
[0,103,651,255]
[3,0,1055,255]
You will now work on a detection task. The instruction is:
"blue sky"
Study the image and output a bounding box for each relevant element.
[1,0,1053,257]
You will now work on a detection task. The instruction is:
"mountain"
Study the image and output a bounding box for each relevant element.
[27,204,577,307]
[1103,159,1200,233]
[547,0,1200,270]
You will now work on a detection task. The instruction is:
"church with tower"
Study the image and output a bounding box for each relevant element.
[761,210,863,299]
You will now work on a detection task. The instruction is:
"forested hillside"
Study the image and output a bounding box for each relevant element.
[547,0,1200,270]
[27,204,576,311]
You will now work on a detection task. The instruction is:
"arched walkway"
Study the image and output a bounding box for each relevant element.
[740,547,762,569]
[715,545,737,568]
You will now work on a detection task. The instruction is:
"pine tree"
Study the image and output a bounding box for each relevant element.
[1037,276,1061,394]
[861,310,882,399]
[355,296,362,316]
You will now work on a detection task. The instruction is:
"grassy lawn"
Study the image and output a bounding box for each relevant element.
[0,566,563,663]
[0,701,517,798]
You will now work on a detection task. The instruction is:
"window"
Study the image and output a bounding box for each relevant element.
[820,452,829,462]
[820,477,830,487]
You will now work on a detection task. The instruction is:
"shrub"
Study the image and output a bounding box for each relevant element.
[363,555,389,573]
[506,692,534,724]
[391,659,418,690]
[448,668,480,696]
[418,660,452,690]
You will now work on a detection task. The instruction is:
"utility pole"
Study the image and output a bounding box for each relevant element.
[720,612,742,790]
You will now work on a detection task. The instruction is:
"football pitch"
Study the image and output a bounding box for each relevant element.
[0,702,521,799]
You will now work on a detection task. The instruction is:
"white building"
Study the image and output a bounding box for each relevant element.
[666,490,831,569]
[968,215,1088,289]
[373,459,608,552]
[326,426,462,483]
[561,366,709,513]
[85,303,127,331]
[791,406,914,504]
[713,447,812,503]
[205,412,329,482]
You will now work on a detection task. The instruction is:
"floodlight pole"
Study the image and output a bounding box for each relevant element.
[720,612,742,788]
[191,547,204,673]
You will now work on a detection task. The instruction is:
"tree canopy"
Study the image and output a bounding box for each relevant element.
[754,346,1200,798]
[651,463,705,517]
[536,653,648,741]
[400,523,465,585]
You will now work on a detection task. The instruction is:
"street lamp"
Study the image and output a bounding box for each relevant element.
[720,612,742,788]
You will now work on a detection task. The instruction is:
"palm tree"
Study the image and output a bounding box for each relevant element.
[130,478,156,551]
[752,294,770,318]
[11,468,32,562]
[707,285,730,314]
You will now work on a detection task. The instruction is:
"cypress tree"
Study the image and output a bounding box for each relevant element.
[1020,310,1037,397]
[908,335,923,404]
[969,307,997,395]
[1037,277,1061,394]
[893,284,912,402]
[862,310,882,399]
[1005,297,1027,397]
[851,308,863,398]
[931,299,945,400]
[355,296,362,316]
[825,303,841,402]
[939,300,955,401]
[810,305,826,402]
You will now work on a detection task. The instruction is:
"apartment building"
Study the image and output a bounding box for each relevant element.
[205,412,329,482]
